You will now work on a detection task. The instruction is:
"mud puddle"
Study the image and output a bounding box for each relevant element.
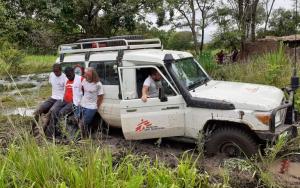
[1,107,35,116]
[270,158,300,187]
[0,73,49,94]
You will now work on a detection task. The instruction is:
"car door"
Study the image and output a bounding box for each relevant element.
[118,65,186,140]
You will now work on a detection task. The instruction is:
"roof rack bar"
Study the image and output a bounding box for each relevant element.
[58,38,161,54]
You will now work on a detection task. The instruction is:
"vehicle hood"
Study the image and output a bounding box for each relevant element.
[191,80,284,111]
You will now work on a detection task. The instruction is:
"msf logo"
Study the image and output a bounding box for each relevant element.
[135,119,152,132]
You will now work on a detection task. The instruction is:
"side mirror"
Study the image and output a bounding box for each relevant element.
[159,87,168,102]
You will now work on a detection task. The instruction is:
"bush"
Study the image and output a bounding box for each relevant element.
[196,51,219,76]
[0,40,25,75]
[167,31,193,50]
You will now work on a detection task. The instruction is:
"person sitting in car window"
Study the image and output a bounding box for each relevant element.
[141,68,162,102]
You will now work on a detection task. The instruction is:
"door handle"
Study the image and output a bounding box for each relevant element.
[126,109,137,112]
[161,106,180,110]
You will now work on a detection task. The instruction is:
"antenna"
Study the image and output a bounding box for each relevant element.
[294,0,298,76]
[291,0,299,91]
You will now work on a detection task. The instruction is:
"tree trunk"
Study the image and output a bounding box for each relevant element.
[264,0,275,34]
[200,12,205,53]
[251,0,259,42]
[190,0,199,54]
[239,0,246,54]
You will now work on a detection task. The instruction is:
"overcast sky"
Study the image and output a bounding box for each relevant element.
[148,0,295,43]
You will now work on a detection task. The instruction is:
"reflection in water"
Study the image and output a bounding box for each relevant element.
[1,107,35,117]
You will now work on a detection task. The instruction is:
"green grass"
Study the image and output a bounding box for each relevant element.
[0,122,228,188]
[0,55,56,77]
[21,55,56,74]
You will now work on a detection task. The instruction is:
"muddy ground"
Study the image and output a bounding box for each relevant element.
[1,73,300,187]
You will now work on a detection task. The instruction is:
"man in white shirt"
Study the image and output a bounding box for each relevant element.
[45,67,83,137]
[34,64,66,123]
[141,68,162,102]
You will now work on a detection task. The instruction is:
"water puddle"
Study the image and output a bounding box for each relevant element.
[1,107,35,117]
[0,73,49,117]
[0,73,49,94]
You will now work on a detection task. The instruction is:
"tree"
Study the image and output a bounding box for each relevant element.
[196,0,215,52]
[268,8,299,36]
[0,0,163,53]
[214,0,262,53]
[167,0,200,54]
[262,0,276,34]
[167,31,193,50]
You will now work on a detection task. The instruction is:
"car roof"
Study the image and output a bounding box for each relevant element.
[56,49,193,65]
[89,49,193,64]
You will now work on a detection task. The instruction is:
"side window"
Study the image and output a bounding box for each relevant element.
[136,67,176,99]
[89,61,119,85]
[61,62,85,76]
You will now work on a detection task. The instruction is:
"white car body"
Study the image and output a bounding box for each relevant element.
[56,37,297,149]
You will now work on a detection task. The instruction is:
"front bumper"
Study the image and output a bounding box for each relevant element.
[255,123,298,142]
[255,90,299,142]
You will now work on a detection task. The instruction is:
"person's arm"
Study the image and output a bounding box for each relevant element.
[141,85,149,102]
[96,82,104,108]
[97,95,104,108]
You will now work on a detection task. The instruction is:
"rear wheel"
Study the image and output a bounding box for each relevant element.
[205,126,259,157]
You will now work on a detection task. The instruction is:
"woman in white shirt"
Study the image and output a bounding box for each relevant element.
[79,67,104,137]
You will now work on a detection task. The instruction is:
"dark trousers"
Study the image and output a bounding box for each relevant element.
[34,97,57,120]
[45,100,73,137]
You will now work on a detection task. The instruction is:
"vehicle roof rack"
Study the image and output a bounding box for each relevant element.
[77,38,108,42]
[110,35,144,40]
[58,37,162,55]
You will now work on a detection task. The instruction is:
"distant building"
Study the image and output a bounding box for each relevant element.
[243,34,300,60]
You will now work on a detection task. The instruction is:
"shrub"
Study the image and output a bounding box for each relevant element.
[0,40,25,75]
[167,31,193,50]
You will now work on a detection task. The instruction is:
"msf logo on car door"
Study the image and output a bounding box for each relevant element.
[135,119,164,132]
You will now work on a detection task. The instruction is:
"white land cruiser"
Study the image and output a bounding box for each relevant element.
[57,35,298,156]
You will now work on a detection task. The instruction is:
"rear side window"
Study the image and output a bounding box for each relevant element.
[61,62,85,76]
[89,61,119,85]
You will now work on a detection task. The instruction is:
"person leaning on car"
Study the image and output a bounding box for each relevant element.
[141,68,162,102]
[33,64,66,127]
[45,67,83,137]
[77,67,104,138]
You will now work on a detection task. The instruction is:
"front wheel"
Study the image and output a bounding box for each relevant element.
[205,127,259,157]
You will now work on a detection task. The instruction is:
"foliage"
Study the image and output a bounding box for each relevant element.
[0,40,25,75]
[167,31,193,50]
[204,45,291,88]
[223,135,290,188]
[0,126,229,187]
[0,0,163,53]
[196,51,218,74]
[208,30,241,50]
[267,8,300,36]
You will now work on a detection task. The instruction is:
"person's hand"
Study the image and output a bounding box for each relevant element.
[141,95,148,102]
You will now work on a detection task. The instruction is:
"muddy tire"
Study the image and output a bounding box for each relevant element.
[205,127,258,157]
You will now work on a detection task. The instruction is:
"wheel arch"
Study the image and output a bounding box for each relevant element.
[202,120,262,142]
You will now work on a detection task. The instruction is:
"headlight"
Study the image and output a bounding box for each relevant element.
[255,112,271,126]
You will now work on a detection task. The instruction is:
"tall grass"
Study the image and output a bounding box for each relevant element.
[0,55,55,77]
[199,45,291,88]
[21,55,56,75]
[198,46,300,110]
[0,127,229,188]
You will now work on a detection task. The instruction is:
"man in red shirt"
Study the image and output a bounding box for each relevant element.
[45,67,78,137]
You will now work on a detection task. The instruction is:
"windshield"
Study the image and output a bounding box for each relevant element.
[171,58,209,90]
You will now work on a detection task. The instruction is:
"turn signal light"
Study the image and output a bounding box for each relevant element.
[255,114,271,125]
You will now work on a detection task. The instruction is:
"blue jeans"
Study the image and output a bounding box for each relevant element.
[73,104,80,118]
[80,107,97,126]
